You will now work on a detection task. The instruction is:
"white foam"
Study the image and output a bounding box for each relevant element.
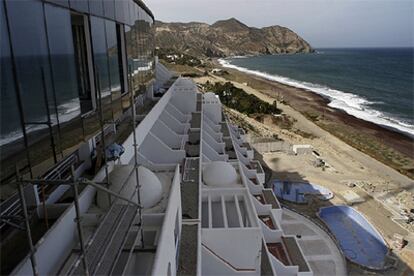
[219,58,414,137]
[0,98,82,146]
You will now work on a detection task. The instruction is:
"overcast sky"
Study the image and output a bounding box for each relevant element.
[145,0,414,48]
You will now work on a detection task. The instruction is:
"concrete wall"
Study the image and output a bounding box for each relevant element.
[151,166,182,276]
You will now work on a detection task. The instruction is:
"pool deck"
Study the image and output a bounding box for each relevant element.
[281,208,347,276]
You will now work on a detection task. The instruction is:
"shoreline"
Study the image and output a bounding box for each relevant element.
[209,59,414,179]
[218,57,414,139]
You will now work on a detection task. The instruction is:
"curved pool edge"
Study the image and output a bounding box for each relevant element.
[317,205,392,271]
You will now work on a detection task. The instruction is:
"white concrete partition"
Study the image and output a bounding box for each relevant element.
[203,121,223,142]
[233,141,249,156]
[151,165,182,276]
[238,163,264,194]
[203,112,221,132]
[259,219,283,241]
[151,120,187,149]
[140,133,186,164]
[165,102,191,123]
[160,110,189,134]
[201,228,262,274]
[120,85,174,165]
[270,203,283,222]
[202,141,228,162]
[240,162,260,182]
[251,195,272,214]
[263,242,299,276]
[202,129,225,153]
[137,152,177,172]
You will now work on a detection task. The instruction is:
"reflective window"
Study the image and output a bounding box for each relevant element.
[115,0,124,23]
[103,0,115,20]
[90,16,112,122]
[0,3,28,182]
[69,0,89,13]
[5,0,58,176]
[71,14,94,114]
[105,20,123,119]
[89,0,104,16]
[44,0,69,7]
[45,4,84,156]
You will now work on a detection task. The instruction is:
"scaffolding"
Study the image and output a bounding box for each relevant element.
[8,66,146,276]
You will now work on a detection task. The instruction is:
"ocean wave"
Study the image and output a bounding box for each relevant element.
[0,98,82,147]
[219,58,414,137]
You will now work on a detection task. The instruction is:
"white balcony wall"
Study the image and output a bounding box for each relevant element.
[151,120,186,149]
[151,166,182,276]
[203,113,221,132]
[203,103,222,124]
[203,122,222,142]
[160,110,189,134]
[202,228,261,273]
[234,141,248,156]
[140,133,185,164]
[202,246,257,275]
[137,152,177,172]
[202,141,228,162]
[240,163,260,182]
[202,154,211,163]
[202,130,225,153]
[120,86,174,164]
[268,252,298,276]
[251,195,272,214]
[259,220,283,241]
[165,103,191,123]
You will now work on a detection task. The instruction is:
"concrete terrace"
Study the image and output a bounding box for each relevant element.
[281,208,347,276]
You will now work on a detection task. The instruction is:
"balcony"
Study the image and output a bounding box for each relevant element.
[259,215,278,230]
[266,237,311,274]
[262,189,280,209]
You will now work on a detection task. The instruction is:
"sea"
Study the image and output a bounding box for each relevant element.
[219,48,414,137]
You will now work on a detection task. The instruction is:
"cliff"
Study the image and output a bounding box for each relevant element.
[155,18,314,57]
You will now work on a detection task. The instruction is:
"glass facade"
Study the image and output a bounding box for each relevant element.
[0,0,155,185]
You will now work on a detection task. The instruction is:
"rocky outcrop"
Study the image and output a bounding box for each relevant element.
[155,18,314,57]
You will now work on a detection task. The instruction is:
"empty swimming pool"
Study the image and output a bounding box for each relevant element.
[318,206,388,270]
[273,180,333,203]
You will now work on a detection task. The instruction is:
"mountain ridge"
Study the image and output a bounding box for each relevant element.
[155,18,314,57]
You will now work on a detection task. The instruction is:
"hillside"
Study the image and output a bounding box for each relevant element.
[155,18,314,57]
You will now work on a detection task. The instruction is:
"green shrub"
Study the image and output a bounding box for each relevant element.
[204,82,282,115]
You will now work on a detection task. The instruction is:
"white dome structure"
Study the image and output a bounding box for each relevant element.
[97,165,163,209]
[138,166,163,209]
[203,161,238,187]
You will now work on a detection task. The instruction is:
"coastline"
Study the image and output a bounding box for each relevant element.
[218,56,414,138]
[211,59,414,179]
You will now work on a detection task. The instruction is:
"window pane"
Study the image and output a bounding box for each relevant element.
[45,4,84,157]
[103,0,115,20]
[90,16,112,122]
[115,0,124,22]
[0,3,29,184]
[5,0,58,177]
[105,20,122,119]
[44,0,69,7]
[89,0,104,16]
[70,0,89,13]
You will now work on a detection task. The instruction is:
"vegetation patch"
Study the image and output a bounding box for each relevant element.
[203,81,281,116]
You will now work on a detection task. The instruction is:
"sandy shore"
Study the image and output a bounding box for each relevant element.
[211,63,414,180]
